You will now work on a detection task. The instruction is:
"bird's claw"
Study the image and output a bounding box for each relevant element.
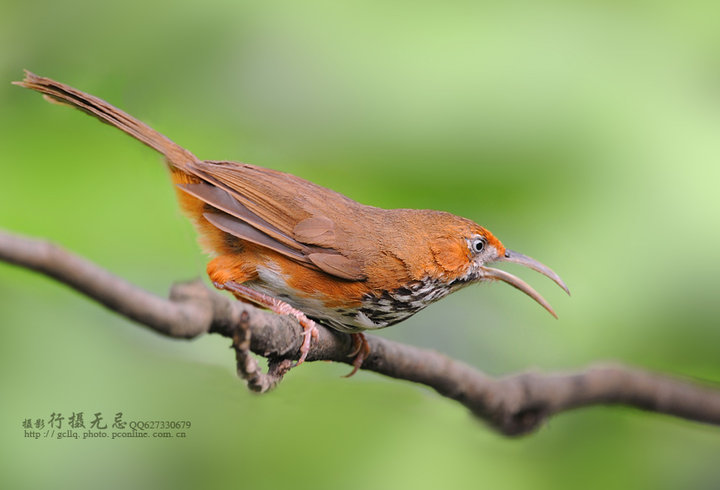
[343,333,370,378]
[294,320,319,367]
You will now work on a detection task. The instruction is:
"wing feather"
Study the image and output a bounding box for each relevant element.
[179,182,302,251]
[293,216,336,248]
[203,212,312,264]
[307,253,367,281]
[178,162,367,281]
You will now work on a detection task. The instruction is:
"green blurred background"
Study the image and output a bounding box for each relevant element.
[2,1,719,488]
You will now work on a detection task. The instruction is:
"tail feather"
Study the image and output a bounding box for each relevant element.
[13,70,197,169]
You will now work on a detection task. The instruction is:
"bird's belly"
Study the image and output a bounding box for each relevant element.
[246,265,377,333]
[247,264,463,333]
[241,290,393,333]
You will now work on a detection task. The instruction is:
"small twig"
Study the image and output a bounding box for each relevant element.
[231,310,292,393]
[2,228,720,436]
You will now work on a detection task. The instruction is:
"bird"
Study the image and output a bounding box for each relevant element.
[15,71,569,376]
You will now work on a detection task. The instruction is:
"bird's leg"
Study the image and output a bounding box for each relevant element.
[343,332,370,378]
[214,281,319,367]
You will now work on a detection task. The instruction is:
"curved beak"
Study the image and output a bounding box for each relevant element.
[480,249,569,318]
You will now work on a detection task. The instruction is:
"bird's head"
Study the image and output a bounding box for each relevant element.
[429,217,570,317]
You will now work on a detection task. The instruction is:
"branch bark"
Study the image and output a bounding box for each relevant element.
[2,228,719,436]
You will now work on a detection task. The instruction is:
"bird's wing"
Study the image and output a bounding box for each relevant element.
[178,161,367,281]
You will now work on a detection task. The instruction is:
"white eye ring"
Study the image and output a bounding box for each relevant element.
[471,238,486,253]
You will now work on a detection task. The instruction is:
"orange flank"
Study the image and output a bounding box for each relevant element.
[277,258,369,309]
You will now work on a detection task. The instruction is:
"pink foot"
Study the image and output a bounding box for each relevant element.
[215,281,319,367]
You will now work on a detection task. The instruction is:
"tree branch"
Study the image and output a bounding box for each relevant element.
[2,228,719,436]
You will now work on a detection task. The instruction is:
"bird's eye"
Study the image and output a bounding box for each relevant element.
[471,238,486,254]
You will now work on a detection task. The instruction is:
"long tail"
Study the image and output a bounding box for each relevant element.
[13,70,197,169]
